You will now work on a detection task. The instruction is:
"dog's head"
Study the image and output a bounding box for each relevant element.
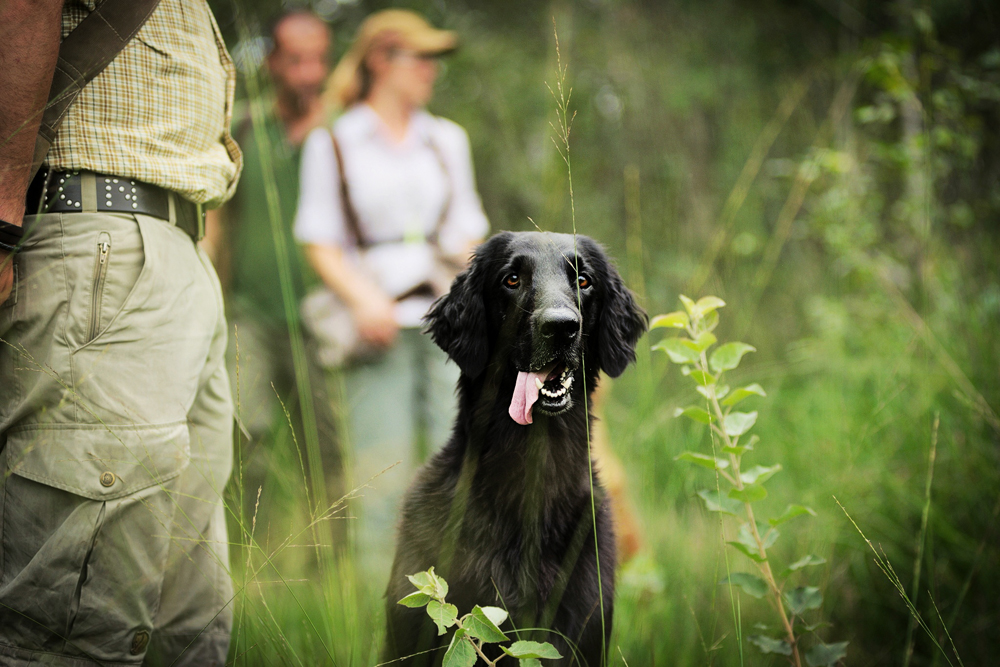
[425,232,647,424]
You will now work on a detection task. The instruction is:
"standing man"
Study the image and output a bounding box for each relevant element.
[0,1,241,665]
[203,10,344,559]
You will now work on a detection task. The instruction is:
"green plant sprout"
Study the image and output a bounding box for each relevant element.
[652,296,848,667]
[398,568,562,667]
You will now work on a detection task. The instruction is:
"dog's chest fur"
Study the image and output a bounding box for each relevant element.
[398,374,607,615]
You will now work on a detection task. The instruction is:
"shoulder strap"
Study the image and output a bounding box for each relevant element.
[30,0,163,180]
[327,127,369,248]
[424,118,454,247]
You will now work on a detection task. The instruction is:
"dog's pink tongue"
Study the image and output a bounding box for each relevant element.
[509,370,546,425]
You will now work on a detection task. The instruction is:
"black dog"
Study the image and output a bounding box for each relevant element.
[383,232,647,666]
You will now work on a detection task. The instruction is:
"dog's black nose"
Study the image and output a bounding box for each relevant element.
[539,307,580,341]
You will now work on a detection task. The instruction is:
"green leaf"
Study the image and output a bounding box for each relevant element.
[769,505,817,527]
[442,629,477,667]
[720,572,769,599]
[724,411,758,436]
[688,370,716,386]
[407,567,448,599]
[802,621,833,632]
[407,570,435,593]
[740,464,781,486]
[695,296,726,315]
[737,521,779,552]
[709,343,756,373]
[727,540,766,562]
[805,641,849,666]
[780,555,827,577]
[729,484,767,503]
[748,635,792,656]
[650,311,689,330]
[703,308,720,332]
[397,592,431,608]
[479,606,508,628]
[679,294,697,315]
[723,434,757,456]
[520,660,543,667]
[674,406,713,424]
[501,641,562,660]
[697,384,729,400]
[425,599,458,635]
[784,586,823,615]
[464,606,508,643]
[721,383,767,406]
[692,331,717,352]
[698,489,742,516]
[675,451,729,470]
[652,337,700,364]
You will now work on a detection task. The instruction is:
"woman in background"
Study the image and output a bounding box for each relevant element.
[294,10,488,579]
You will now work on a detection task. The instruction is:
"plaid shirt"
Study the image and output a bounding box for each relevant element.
[47,0,242,207]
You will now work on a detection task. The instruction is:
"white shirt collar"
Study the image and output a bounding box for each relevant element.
[341,104,436,147]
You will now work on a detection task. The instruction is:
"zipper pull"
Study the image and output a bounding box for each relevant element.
[99,241,110,265]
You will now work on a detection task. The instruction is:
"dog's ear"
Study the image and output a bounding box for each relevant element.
[423,244,492,379]
[588,241,648,378]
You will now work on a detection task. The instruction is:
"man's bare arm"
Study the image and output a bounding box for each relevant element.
[0,0,65,225]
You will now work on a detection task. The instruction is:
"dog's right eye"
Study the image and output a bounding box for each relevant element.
[503,273,520,288]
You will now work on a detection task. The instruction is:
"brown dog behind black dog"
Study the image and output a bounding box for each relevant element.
[383,232,647,666]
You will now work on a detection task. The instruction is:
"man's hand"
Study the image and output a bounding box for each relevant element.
[0,251,12,304]
[352,293,399,348]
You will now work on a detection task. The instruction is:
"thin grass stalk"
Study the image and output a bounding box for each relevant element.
[230,6,330,549]
[687,76,810,295]
[835,497,958,667]
[548,20,608,664]
[903,412,939,667]
[741,73,859,337]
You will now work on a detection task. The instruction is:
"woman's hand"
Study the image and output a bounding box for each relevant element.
[304,242,400,348]
[352,291,399,348]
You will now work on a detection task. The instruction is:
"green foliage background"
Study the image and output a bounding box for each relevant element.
[209,0,1000,664]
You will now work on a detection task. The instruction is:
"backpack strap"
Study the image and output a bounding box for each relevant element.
[423,123,454,248]
[327,127,369,249]
[30,0,163,180]
[326,116,454,250]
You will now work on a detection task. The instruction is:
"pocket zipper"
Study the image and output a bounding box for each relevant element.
[88,233,111,341]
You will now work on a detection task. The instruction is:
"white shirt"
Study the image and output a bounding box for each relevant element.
[294,105,489,327]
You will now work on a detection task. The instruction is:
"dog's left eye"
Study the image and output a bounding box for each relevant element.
[503,273,520,288]
[577,274,592,289]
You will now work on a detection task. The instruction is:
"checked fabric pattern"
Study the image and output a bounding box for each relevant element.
[47,0,243,207]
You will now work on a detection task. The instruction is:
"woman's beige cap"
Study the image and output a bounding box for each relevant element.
[326,10,457,109]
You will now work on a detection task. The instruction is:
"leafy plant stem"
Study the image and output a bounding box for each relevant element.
[692,340,802,667]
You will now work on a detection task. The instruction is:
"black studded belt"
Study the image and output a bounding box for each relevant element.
[25,169,205,241]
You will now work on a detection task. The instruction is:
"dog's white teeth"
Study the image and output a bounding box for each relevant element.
[540,384,569,399]
[535,377,544,390]
[562,376,572,388]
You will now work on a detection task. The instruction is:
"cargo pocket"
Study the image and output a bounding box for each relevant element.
[4,422,190,501]
[1,423,189,660]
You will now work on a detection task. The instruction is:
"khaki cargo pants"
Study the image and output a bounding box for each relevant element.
[0,210,233,665]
